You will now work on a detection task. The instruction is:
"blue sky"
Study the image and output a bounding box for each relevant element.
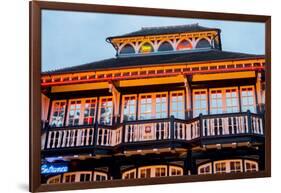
[42,10,265,72]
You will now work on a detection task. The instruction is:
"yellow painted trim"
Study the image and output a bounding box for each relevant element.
[119,76,185,87]
[51,82,109,93]
[192,71,256,82]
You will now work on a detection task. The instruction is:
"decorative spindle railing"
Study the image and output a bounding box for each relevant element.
[43,111,264,150]
[46,128,95,149]
[96,126,122,146]
[124,119,171,142]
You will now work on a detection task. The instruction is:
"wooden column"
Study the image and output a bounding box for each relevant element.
[184,76,192,119]
[184,149,196,175]
[109,81,121,124]
[256,72,264,113]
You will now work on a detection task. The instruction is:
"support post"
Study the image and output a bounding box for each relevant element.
[93,121,99,146]
[185,149,196,175]
[256,72,265,113]
[109,81,121,124]
[108,158,121,180]
[247,110,252,134]
[184,76,192,119]
[170,115,175,140]
[199,113,203,137]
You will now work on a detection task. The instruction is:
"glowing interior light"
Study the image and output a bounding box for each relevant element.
[140,43,153,53]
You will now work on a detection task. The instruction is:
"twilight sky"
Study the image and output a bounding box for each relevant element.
[42,10,265,72]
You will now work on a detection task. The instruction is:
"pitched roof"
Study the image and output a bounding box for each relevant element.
[106,23,220,40]
[43,49,264,75]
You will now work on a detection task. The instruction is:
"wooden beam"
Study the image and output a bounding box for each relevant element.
[51,82,109,93]
[192,71,256,82]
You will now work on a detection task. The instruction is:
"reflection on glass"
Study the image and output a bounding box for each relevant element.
[123,96,136,121]
[193,90,208,117]
[50,101,66,127]
[155,94,167,119]
[83,99,96,125]
[158,41,173,52]
[177,39,192,50]
[241,87,256,113]
[210,90,223,114]
[170,92,184,119]
[140,95,153,120]
[225,89,239,113]
[99,98,113,125]
[68,100,81,126]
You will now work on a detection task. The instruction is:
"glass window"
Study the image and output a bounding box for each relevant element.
[94,172,108,181]
[193,90,208,117]
[214,160,243,174]
[120,44,135,54]
[241,86,256,113]
[139,42,154,54]
[64,174,76,183]
[83,99,97,125]
[214,162,226,174]
[99,97,113,125]
[155,94,167,118]
[169,166,183,176]
[196,39,211,49]
[225,89,239,113]
[158,41,173,52]
[210,88,239,114]
[139,93,168,120]
[122,169,136,179]
[170,91,185,119]
[68,100,82,126]
[176,39,192,50]
[123,95,137,122]
[47,175,61,184]
[80,174,91,182]
[155,167,166,177]
[229,160,242,173]
[140,95,153,120]
[140,168,151,178]
[198,163,212,175]
[66,98,97,126]
[210,90,223,114]
[245,160,258,172]
[50,100,66,127]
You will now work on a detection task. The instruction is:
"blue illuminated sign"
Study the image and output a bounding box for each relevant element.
[41,164,68,174]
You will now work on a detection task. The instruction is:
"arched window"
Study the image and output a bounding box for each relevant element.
[139,42,154,54]
[176,40,192,50]
[158,41,173,52]
[198,163,212,175]
[196,39,211,49]
[120,44,135,54]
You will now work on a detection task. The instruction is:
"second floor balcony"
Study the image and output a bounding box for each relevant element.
[42,111,264,157]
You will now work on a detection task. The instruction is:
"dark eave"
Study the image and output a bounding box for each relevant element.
[106,23,220,41]
[43,49,264,75]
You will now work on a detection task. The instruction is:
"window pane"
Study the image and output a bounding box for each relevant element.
[123,96,136,121]
[158,41,173,52]
[99,98,113,125]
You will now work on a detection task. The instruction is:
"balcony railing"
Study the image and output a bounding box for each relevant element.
[43,111,264,151]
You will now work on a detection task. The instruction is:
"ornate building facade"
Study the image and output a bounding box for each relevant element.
[40,24,265,184]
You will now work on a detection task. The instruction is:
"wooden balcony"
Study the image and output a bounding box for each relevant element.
[42,111,264,157]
